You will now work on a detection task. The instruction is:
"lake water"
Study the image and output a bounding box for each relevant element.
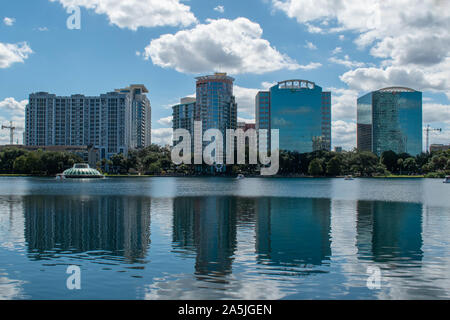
[0,177,449,300]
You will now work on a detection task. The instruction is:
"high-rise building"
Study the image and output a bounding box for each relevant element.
[24,85,151,159]
[116,85,151,149]
[255,91,271,151]
[195,73,237,136]
[256,80,331,153]
[172,97,198,139]
[172,97,199,156]
[172,73,237,167]
[321,91,332,151]
[357,87,422,156]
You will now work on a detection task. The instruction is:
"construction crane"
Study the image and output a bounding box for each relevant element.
[425,124,442,153]
[1,121,16,145]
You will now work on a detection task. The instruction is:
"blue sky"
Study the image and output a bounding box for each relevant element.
[1,0,449,149]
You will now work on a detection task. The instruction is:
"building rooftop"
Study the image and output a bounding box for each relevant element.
[115,84,149,94]
[377,87,417,93]
[196,73,235,82]
[277,80,316,90]
[180,97,196,104]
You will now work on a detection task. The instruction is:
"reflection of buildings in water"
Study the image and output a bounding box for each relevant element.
[0,274,26,300]
[356,201,423,262]
[23,196,151,262]
[255,198,331,267]
[172,197,237,278]
[234,198,257,227]
[0,196,26,249]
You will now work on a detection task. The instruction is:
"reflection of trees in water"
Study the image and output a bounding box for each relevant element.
[356,201,423,262]
[24,196,151,263]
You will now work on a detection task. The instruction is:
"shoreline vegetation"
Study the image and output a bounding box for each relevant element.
[0,145,448,179]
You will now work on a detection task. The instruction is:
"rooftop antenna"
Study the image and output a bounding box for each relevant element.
[425,124,442,153]
[1,121,16,145]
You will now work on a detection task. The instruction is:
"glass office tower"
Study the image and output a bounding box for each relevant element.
[266,80,331,152]
[255,91,271,151]
[357,87,422,156]
[195,73,237,135]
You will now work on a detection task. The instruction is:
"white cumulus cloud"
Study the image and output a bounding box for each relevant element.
[340,66,447,93]
[152,128,173,146]
[143,17,318,74]
[304,41,317,50]
[326,87,359,121]
[157,115,173,127]
[49,0,197,30]
[423,103,450,125]
[3,17,15,26]
[0,42,33,69]
[214,5,225,13]
[272,0,450,97]
[0,97,28,115]
[332,120,357,151]
[329,55,367,69]
[0,97,27,144]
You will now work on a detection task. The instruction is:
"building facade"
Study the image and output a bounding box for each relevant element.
[255,91,271,151]
[321,91,332,151]
[172,97,199,156]
[116,85,151,149]
[173,73,237,163]
[256,80,331,153]
[357,87,422,156]
[172,97,198,138]
[237,122,256,131]
[430,144,449,152]
[195,73,237,136]
[24,85,151,159]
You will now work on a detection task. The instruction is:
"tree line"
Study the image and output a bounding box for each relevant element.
[1,145,449,178]
[0,148,82,175]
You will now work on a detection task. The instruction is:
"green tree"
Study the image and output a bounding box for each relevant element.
[308,158,323,176]
[110,153,128,174]
[13,155,28,173]
[381,150,399,173]
[0,148,28,173]
[326,156,342,176]
[403,157,418,174]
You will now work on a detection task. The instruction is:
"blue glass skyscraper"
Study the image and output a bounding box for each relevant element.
[196,73,237,135]
[258,80,331,152]
[357,87,422,156]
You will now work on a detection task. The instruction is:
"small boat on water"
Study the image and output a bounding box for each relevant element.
[58,163,104,179]
[55,173,66,180]
[444,176,450,184]
[344,175,354,180]
[236,174,245,180]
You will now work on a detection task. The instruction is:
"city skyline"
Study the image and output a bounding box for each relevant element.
[16,77,441,156]
[1,0,449,150]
